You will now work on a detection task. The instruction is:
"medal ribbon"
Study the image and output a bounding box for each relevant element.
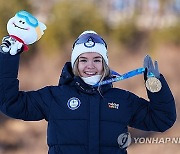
[93,67,154,87]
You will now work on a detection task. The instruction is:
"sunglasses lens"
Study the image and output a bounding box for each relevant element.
[73,33,107,49]
[17,11,38,27]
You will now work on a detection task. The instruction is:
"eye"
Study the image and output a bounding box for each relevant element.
[19,20,22,23]
[94,59,102,63]
[79,59,87,63]
[22,22,25,24]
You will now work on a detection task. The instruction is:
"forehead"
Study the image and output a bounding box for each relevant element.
[79,52,102,58]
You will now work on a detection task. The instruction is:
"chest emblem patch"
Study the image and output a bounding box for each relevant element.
[67,97,81,110]
[108,102,119,110]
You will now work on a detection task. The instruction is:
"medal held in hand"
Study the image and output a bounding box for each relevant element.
[143,55,162,93]
[145,77,162,93]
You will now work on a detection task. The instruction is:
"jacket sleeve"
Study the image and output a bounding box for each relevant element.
[128,75,176,132]
[0,50,51,121]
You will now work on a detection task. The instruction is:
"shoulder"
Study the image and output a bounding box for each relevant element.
[48,85,76,95]
[104,87,136,100]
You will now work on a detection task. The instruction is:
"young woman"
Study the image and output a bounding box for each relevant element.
[0,30,176,154]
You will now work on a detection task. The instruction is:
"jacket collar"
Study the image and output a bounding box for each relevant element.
[58,62,74,86]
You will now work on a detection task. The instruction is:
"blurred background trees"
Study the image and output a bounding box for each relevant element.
[0,0,32,37]
[41,0,107,54]
[1,0,180,56]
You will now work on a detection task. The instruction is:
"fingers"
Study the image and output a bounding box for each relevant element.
[154,60,160,78]
[143,55,160,78]
[147,56,153,72]
[1,36,23,55]
[1,36,12,52]
[143,55,153,73]
[9,42,23,55]
[17,42,23,50]
[154,61,159,71]
[144,67,148,81]
[143,55,149,68]
[143,55,150,80]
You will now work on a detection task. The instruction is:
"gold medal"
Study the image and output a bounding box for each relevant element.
[145,77,162,93]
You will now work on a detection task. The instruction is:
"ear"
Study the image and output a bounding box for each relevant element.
[38,21,47,35]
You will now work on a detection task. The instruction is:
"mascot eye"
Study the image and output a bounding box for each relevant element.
[19,20,25,24]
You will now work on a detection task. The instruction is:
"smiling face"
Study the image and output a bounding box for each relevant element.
[7,14,37,44]
[77,52,104,78]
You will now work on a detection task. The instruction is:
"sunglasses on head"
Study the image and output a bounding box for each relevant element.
[72,33,107,49]
[16,10,38,28]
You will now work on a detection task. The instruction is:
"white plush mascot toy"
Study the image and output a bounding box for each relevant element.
[1,10,46,55]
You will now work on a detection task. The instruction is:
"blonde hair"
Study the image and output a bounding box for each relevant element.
[73,58,110,82]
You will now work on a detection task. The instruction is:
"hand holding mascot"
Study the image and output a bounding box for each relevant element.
[1,10,46,55]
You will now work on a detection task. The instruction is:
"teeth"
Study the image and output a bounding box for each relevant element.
[85,72,96,75]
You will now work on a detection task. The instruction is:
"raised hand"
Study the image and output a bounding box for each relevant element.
[1,35,23,55]
[143,55,160,79]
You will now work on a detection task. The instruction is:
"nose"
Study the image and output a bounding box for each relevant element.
[86,61,95,69]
